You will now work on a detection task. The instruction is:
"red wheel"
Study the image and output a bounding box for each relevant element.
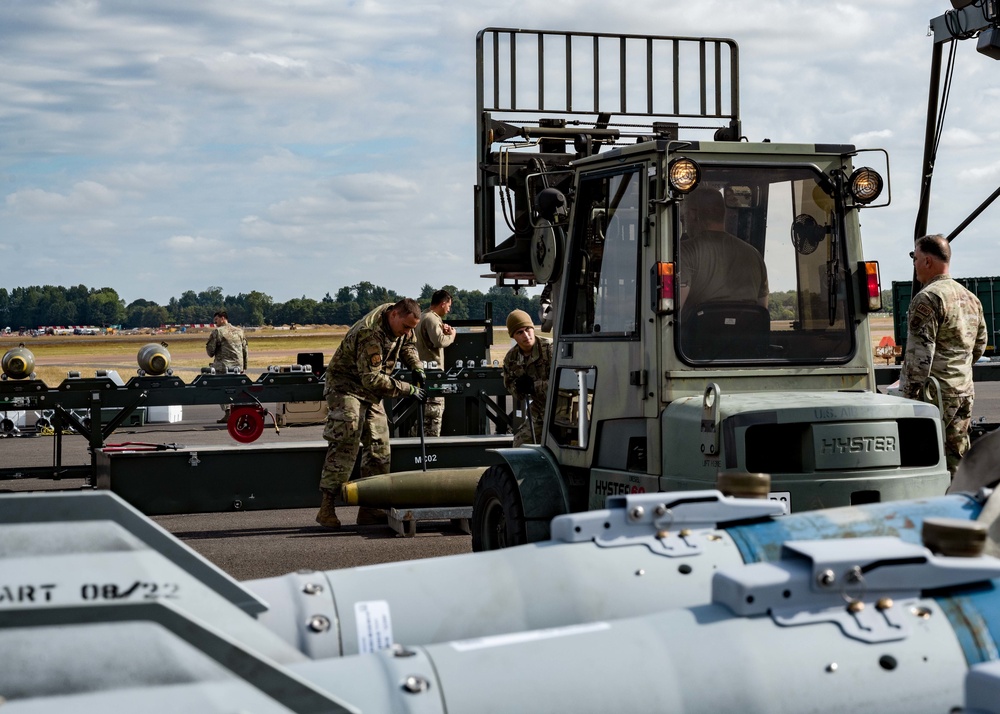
[227,406,265,443]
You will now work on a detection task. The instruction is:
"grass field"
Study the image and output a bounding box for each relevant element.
[2,317,897,386]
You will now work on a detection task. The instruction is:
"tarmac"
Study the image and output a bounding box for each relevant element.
[0,404,475,581]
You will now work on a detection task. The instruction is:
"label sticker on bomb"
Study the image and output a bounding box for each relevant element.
[355,599,393,654]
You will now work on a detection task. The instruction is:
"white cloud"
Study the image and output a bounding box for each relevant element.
[850,129,894,146]
[144,215,188,229]
[942,127,986,148]
[163,234,227,251]
[154,51,361,98]
[326,172,421,203]
[5,181,118,216]
[252,149,317,175]
[958,159,1000,182]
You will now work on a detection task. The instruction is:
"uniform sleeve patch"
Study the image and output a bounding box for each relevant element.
[365,344,383,367]
[909,301,935,331]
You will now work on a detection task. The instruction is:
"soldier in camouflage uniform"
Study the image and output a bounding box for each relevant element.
[502,309,553,447]
[205,310,248,423]
[316,298,426,529]
[415,289,456,437]
[900,234,987,477]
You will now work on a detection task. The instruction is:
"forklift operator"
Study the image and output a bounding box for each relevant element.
[677,187,769,316]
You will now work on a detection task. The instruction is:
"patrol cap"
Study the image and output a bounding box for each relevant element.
[506,309,534,337]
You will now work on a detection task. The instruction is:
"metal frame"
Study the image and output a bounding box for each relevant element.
[474,28,740,279]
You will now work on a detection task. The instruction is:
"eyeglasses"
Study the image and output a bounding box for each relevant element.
[909,251,916,261]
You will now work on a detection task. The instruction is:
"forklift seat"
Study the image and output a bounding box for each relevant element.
[681,301,771,360]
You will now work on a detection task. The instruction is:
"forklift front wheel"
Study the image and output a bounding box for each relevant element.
[471,464,526,552]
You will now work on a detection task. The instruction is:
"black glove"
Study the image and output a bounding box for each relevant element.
[413,368,427,388]
[410,384,428,402]
[514,375,535,395]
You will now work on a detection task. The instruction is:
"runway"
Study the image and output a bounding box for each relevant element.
[0,404,475,581]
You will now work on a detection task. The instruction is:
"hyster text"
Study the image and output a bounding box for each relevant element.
[594,479,646,496]
[820,436,897,454]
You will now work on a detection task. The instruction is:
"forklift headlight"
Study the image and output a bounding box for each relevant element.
[668,158,701,194]
[848,167,883,205]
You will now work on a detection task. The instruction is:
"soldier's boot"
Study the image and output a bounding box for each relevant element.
[356,506,388,526]
[315,490,341,530]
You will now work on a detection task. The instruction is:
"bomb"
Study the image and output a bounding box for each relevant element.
[136,342,171,376]
[341,467,485,509]
[1,343,35,380]
[247,484,984,658]
[287,523,1000,714]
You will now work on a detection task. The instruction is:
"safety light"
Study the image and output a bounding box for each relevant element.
[653,262,675,313]
[977,27,1000,60]
[848,167,883,205]
[668,158,701,194]
[862,261,882,312]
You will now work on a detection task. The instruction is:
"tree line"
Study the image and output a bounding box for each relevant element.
[766,289,893,321]
[0,283,892,331]
[0,283,541,330]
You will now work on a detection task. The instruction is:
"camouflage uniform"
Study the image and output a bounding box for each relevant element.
[502,337,553,447]
[206,323,247,372]
[320,304,422,492]
[415,309,456,437]
[900,274,987,475]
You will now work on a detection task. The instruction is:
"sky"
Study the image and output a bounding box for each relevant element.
[1,0,998,306]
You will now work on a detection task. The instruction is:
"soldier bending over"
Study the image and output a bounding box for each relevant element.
[316,298,426,529]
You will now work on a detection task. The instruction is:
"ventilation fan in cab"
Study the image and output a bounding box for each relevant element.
[790,214,826,255]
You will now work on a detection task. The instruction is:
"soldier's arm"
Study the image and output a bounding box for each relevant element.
[502,353,520,400]
[535,340,553,398]
[205,331,217,359]
[757,259,770,307]
[400,337,422,372]
[356,338,410,398]
[899,295,939,399]
[974,310,988,363]
[432,318,456,349]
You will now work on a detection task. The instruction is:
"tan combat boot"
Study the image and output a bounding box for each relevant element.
[315,490,341,530]
[356,506,388,526]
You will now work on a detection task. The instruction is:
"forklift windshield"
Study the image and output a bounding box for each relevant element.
[675,165,854,364]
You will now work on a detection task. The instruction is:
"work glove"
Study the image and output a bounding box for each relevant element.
[514,375,535,395]
[410,384,428,402]
[413,368,427,388]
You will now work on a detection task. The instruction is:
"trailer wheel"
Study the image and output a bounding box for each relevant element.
[471,464,526,552]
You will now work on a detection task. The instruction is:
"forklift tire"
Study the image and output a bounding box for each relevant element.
[471,463,526,552]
